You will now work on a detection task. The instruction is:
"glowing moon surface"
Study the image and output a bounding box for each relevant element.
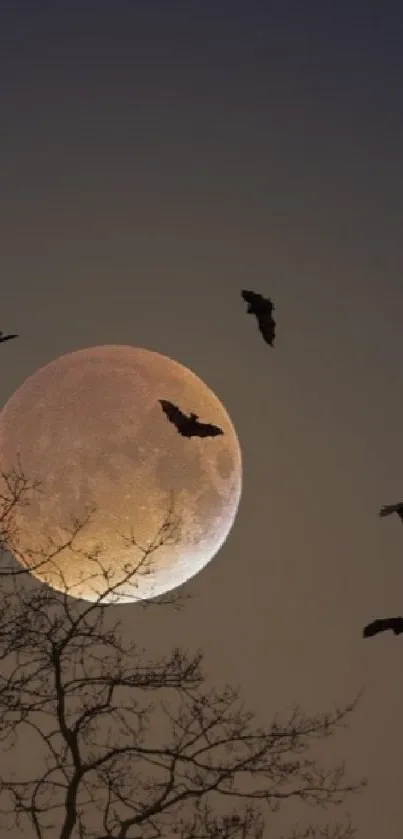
[0,346,242,603]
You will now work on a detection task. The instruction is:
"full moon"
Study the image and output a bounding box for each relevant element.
[0,346,242,603]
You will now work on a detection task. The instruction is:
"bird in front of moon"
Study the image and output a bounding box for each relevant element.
[0,346,242,603]
[159,399,224,438]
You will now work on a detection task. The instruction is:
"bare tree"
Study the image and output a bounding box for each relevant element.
[0,465,365,839]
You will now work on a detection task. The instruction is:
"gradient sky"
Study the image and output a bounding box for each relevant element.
[1,2,403,836]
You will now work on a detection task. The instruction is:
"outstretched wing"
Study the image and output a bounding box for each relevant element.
[363,617,403,638]
[159,399,189,432]
[0,331,18,343]
[256,311,276,346]
[241,289,263,307]
[379,503,403,519]
[363,619,389,637]
[241,289,274,315]
[192,421,224,438]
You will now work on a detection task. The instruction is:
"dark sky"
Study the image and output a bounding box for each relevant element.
[1,2,403,836]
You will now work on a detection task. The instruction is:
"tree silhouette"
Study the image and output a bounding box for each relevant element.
[0,465,364,839]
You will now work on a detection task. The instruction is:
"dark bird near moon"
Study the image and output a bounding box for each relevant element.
[363,617,403,638]
[0,330,18,343]
[379,502,403,521]
[0,346,241,603]
[159,399,224,438]
[241,289,276,346]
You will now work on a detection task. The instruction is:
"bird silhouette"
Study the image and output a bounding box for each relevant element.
[363,617,403,638]
[159,400,224,438]
[0,330,18,343]
[379,502,403,521]
[241,289,276,346]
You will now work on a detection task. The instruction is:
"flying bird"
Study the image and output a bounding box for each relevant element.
[0,330,18,343]
[363,617,403,638]
[241,289,276,346]
[379,502,403,521]
[159,400,224,439]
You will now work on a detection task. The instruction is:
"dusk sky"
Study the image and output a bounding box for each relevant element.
[1,2,403,837]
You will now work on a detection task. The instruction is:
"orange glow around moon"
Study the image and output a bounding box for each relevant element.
[0,346,242,603]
